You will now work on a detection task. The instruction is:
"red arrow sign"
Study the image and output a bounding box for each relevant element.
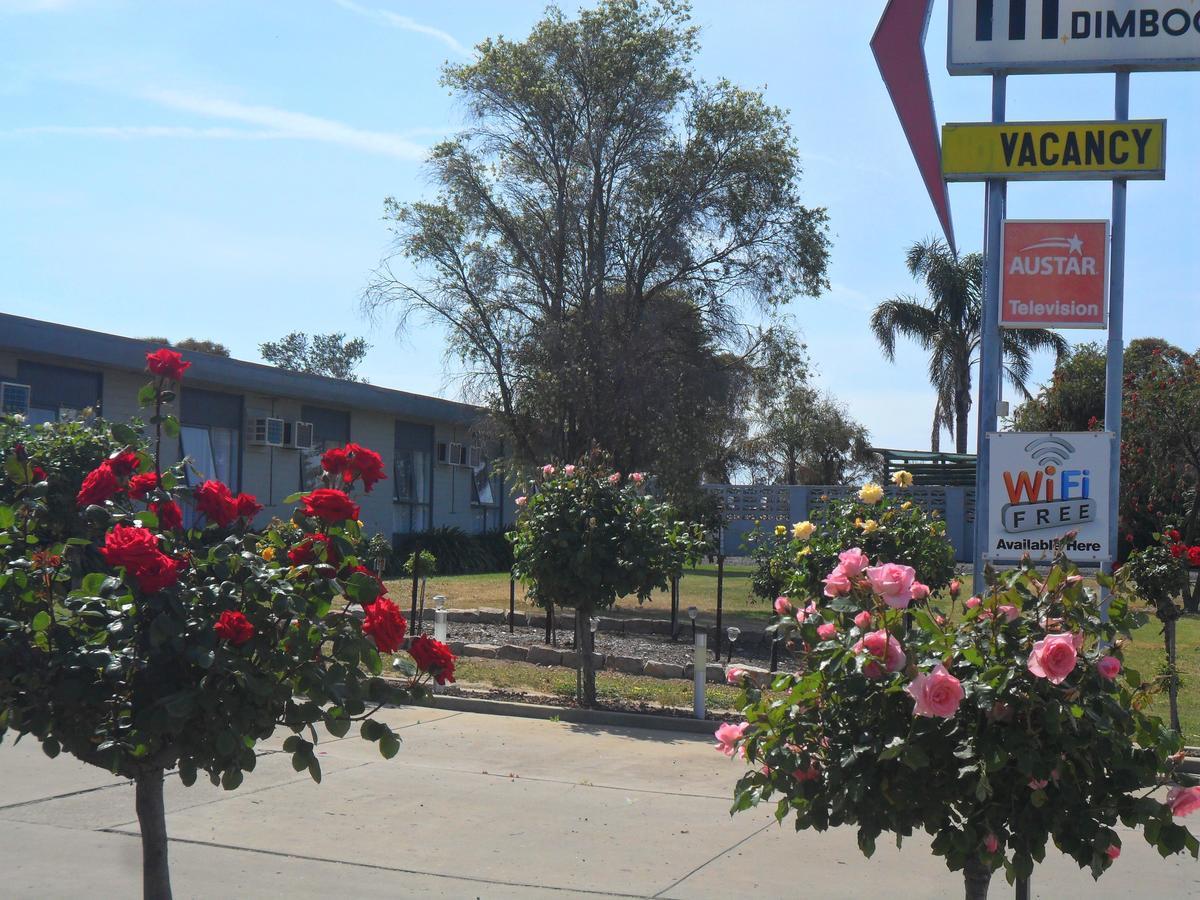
[871,0,955,252]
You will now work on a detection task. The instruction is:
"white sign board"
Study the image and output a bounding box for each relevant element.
[985,431,1114,563]
[950,1,1200,74]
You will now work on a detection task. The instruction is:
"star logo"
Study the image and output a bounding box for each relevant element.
[1067,234,1084,255]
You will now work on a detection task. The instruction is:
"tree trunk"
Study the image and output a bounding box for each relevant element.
[135,768,172,900]
[576,604,597,708]
[963,856,992,900]
[1166,617,1181,733]
[410,571,419,632]
[955,391,970,456]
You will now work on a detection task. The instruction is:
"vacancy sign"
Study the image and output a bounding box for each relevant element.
[986,431,1114,563]
[949,1,1200,75]
[1001,220,1109,328]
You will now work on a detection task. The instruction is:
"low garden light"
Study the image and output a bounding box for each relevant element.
[726,626,740,664]
[687,605,698,641]
[590,617,599,634]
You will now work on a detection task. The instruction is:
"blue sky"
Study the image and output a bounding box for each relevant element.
[1,0,1196,452]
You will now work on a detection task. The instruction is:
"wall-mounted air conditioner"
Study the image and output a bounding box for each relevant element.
[448,442,466,466]
[249,416,285,447]
[0,382,31,417]
[467,445,483,468]
[290,421,315,450]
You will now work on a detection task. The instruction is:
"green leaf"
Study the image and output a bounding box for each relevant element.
[378,726,400,760]
[111,423,140,445]
[221,768,243,790]
[31,610,51,633]
[137,382,158,407]
[0,506,14,529]
[162,416,181,439]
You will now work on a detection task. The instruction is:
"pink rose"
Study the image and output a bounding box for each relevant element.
[608,473,621,485]
[1097,656,1121,680]
[817,623,837,641]
[630,472,645,484]
[563,465,576,476]
[542,464,555,476]
[1027,633,1079,684]
[1167,785,1200,817]
[774,596,793,616]
[906,663,964,718]
[853,610,872,629]
[838,547,870,577]
[854,629,905,676]
[910,581,930,601]
[949,578,962,599]
[998,604,1020,622]
[725,667,745,686]
[714,721,748,757]
[1028,778,1049,790]
[935,614,947,626]
[966,596,982,609]
[984,833,999,854]
[795,602,817,625]
[515,495,527,507]
[864,563,917,609]
[1105,844,1120,861]
[822,565,851,598]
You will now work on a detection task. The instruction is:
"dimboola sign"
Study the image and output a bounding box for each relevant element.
[942,119,1167,180]
[986,431,1114,563]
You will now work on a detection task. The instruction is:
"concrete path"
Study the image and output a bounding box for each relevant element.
[1,707,1197,898]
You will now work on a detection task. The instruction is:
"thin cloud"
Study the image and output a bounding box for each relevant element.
[332,0,471,58]
[2,124,285,140]
[140,87,428,160]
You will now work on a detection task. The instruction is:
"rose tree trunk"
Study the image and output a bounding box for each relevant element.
[135,767,173,900]
[576,604,597,707]
[963,856,992,900]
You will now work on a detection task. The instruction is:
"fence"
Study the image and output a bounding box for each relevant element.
[704,484,976,563]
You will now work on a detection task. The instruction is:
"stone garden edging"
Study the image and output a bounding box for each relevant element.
[443,607,774,645]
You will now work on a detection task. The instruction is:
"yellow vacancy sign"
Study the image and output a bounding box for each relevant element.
[942,120,1166,181]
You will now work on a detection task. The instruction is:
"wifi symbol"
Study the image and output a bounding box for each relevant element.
[1024,437,1075,468]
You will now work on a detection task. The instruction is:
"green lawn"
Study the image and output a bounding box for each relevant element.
[385,562,767,624]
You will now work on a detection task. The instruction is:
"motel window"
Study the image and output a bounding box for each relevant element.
[16,360,102,423]
[299,405,351,489]
[394,421,433,534]
[179,388,242,489]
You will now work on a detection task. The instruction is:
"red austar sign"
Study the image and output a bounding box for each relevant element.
[1000,220,1109,329]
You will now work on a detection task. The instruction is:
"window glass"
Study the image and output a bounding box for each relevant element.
[180,425,217,484]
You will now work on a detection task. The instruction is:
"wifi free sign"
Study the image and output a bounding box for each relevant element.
[1001,220,1108,328]
[986,431,1114,562]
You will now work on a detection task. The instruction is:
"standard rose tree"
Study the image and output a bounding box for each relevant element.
[0,349,455,899]
[509,452,705,706]
[722,550,1199,899]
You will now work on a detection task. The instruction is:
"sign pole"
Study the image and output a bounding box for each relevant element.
[972,73,1007,594]
[1103,71,1131,611]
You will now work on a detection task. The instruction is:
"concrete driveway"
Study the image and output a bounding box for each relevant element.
[1,707,1197,898]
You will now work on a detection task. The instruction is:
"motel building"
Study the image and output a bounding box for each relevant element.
[0,312,516,539]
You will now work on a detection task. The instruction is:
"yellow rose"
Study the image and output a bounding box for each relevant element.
[261,546,276,562]
[795,547,811,560]
[861,519,879,534]
[792,520,815,541]
[901,501,912,510]
[858,482,884,505]
[891,470,914,488]
[774,524,788,537]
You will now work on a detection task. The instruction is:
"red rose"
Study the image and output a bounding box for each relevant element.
[1169,529,1182,542]
[235,492,263,521]
[1188,546,1200,568]
[108,449,141,478]
[1170,543,1186,559]
[214,610,254,646]
[287,533,337,566]
[76,463,121,507]
[128,472,160,501]
[133,552,181,594]
[146,348,191,381]
[409,634,456,685]
[342,564,387,601]
[301,488,360,523]
[322,443,387,493]
[151,500,183,531]
[195,480,238,527]
[362,597,408,653]
[100,524,162,571]
[31,465,47,482]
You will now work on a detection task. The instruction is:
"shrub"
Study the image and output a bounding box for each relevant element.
[723,550,1199,899]
[0,349,454,897]
[392,526,514,575]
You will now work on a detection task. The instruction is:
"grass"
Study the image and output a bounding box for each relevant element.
[385,561,766,623]
[452,657,743,712]
[1125,614,1200,745]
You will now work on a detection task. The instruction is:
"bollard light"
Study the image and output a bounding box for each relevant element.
[687,605,698,642]
[693,629,707,720]
[433,595,446,611]
[589,617,599,634]
[726,626,740,664]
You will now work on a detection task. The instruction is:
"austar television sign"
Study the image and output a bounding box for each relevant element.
[950,0,1200,74]
[985,431,1114,563]
[1000,220,1109,328]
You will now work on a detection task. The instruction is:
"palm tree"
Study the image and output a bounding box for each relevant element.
[871,239,1068,454]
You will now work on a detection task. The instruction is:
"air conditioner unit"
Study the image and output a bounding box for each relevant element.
[0,382,31,417]
[436,441,449,464]
[448,442,465,466]
[467,445,483,468]
[291,421,315,450]
[249,416,285,447]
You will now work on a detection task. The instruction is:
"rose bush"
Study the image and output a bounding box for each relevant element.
[748,474,955,605]
[0,349,454,899]
[723,549,1198,899]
